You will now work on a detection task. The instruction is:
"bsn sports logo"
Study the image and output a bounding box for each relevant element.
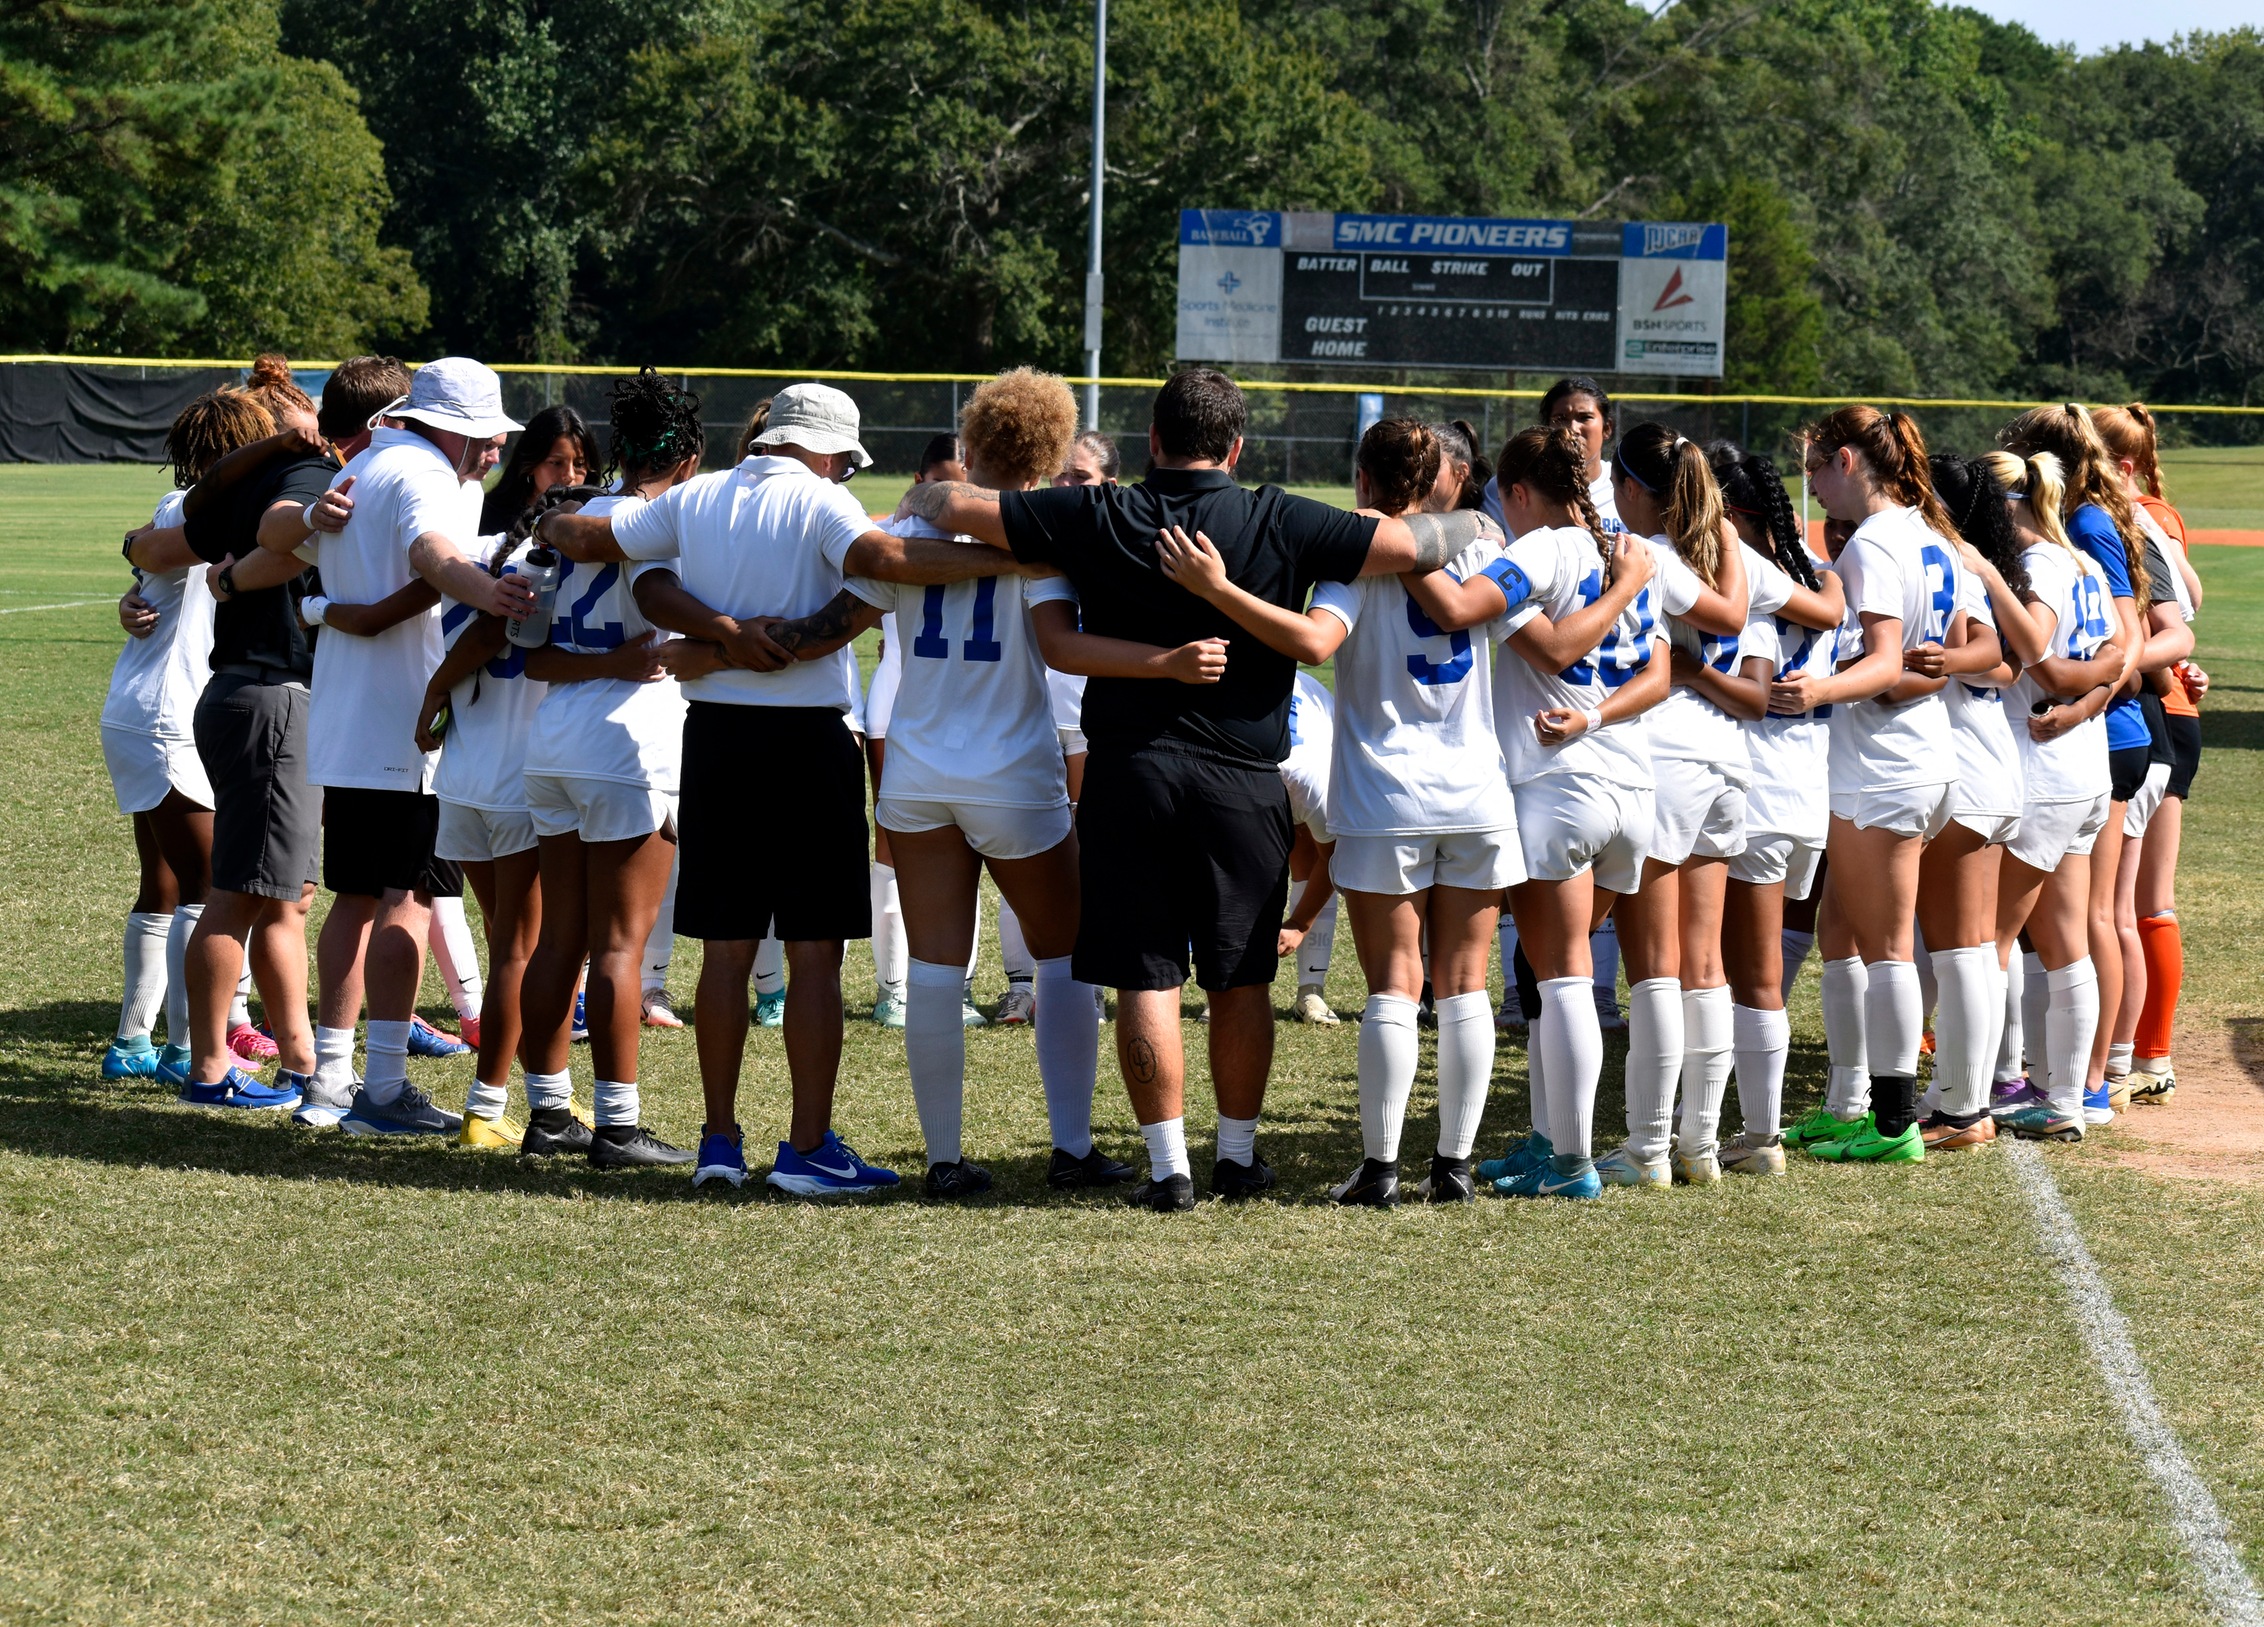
[1652,268,1697,311]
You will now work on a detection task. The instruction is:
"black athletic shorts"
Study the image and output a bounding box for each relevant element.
[321,786,458,898]
[195,671,320,901]
[2108,744,2153,804]
[2165,712,2202,799]
[676,702,870,942]
[1074,740,1292,992]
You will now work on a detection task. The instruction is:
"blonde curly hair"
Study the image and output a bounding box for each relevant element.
[959,368,1079,490]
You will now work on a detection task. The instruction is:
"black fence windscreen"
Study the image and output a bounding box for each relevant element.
[0,363,236,464]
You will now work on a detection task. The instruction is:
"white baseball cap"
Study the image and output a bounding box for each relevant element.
[382,357,523,439]
[751,382,873,470]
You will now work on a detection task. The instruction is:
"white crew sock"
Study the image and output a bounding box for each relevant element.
[1140,1116,1190,1182]
[2044,959,2100,1118]
[1292,879,1339,986]
[753,930,785,997]
[1623,976,1683,1160]
[465,1077,509,1121]
[1676,985,1734,1160]
[871,865,907,998]
[430,894,483,1021]
[229,959,252,1029]
[1995,950,2025,1083]
[119,910,170,1041]
[1034,956,1099,1155]
[905,958,967,1166]
[2106,1040,2134,1078]
[1864,958,1922,1078]
[524,1068,573,1112]
[164,901,204,1049]
[2022,951,2050,1080]
[594,1077,638,1128]
[642,852,678,992]
[1215,1113,1258,1167]
[1592,918,1621,1004]
[1537,976,1603,1161]
[1356,993,1419,1163]
[1821,957,1870,1116]
[1930,946,1997,1119]
[1779,928,1816,1002]
[998,897,1035,985]
[1433,990,1495,1160]
[1731,1004,1790,1138]
[1913,918,1936,1029]
[314,1024,356,1089]
[363,1019,410,1104]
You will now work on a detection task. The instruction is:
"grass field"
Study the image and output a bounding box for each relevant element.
[3,463,2261,1624]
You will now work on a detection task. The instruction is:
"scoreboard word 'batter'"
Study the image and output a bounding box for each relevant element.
[1174,211,1728,378]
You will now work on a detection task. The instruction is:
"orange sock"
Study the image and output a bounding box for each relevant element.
[2135,913,2181,1061]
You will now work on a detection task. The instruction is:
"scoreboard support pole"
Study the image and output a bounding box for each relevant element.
[1081,0,1107,430]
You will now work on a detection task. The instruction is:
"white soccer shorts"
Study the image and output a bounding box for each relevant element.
[436,799,539,863]
[101,725,212,816]
[1728,829,1825,900]
[877,796,1072,862]
[2006,792,2111,873]
[1330,827,1524,896]
[525,773,675,845]
[1511,775,1651,897]
[1650,756,1747,867]
[1828,780,1956,841]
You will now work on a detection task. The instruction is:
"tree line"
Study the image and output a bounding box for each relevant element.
[4,0,2260,406]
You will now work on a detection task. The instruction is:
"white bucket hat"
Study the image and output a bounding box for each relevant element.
[382,357,523,439]
[751,382,873,470]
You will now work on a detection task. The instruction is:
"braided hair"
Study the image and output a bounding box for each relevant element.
[1427,419,1493,511]
[1707,440,1818,591]
[1498,424,1612,584]
[1931,453,2031,598]
[164,388,274,488]
[1356,419,1442,518]
[606,367,705,487]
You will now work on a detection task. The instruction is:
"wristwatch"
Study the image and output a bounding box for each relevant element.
[216,562,238,599]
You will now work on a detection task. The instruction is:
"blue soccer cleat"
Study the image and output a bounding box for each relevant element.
[1476,1130,1552,1185]
[102,1037,160,1080]
[153,1043,193,1087]
[1493,1158,1604,1200]
[692,1127,748,1189]
[2081,1083,2115,1127]
[753,990,785,1029]
[179,1066,304,1112]
[767,1130,901,1198]
[406,1016,471,1059]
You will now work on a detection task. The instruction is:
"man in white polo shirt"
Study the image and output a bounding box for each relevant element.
[299,358,535,1134]
[537,382,1028,1195]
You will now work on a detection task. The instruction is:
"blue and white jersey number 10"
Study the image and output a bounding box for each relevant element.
[912,579,1004,664]
[1560,574,1655,689]
[2069,573,2111,657]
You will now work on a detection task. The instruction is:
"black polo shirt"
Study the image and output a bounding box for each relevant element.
[184,451,338,678]
[1000,468,1375,765]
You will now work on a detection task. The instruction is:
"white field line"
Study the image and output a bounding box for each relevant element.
[0,599,111,615]
[2007,1138,2264,1626]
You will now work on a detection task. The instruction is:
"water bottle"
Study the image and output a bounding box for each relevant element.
[504,543,563,649]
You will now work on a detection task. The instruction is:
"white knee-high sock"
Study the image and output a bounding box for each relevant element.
[164,902,205,1050]
[120,910,170,1041]
[1592,918,1621,1002]
[1995,950,2025,1083]
[965,892,982,984]
[1930,946,1996,1118]
[1623,976,1683,1160]
[1676,985,1734,1159]
[1033,956,1098,1156]
[753,930,785,997]
[1433,991,1494,1159]
[904,958,966,1165]
[1731,1004,1790,1138]
[229,957,252,1029]
[1864,958,1922,1077]
[1525,1029,1550,1142]
[2044,958,2100,1118]
[1292,879,1338,985]
[1537,977,1603,1162]
[1821,956,1870,1115]
[2022,951,2050,1080]
[430,894,483,1021]
[1913,919,1936,1029]
[1356,993,1419,1163]
[1779,928,1816,1003]
[998,897,1035,984]
[871,865,906,998]
[642,853,678,992]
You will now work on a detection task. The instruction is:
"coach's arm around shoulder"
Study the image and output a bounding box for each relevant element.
[409,532,533,621]
[1353,507,1485,578]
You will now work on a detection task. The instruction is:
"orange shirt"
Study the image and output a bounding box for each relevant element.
[2138,493,2200,717]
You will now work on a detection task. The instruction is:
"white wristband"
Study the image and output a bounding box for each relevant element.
[301,595,330,626]
[301,500,322,532]
[1582,707,1603,734]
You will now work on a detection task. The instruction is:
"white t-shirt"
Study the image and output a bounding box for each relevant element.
[1945,571,2025,818]
[521,492,687,792]
[1489,524,1663,789]
[2012,543,2114,803]
[1311,534,1517,838]
[1281,670,1333,827]
[1047,667,1087,735]
[1741,568,1843,841]
[309,426,471,791]
[1651,541,1795,781]
[432,537,550,813]
[613,454,874,710]
[1826,506,1962,797]
[847,515,1075,810]
[102,490,214,742]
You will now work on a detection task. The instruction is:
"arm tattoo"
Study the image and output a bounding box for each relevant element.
[1402,509,1481,572]
[901,479,996,525]
[769,588,863,654]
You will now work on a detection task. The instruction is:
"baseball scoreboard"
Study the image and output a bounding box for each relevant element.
[1174,210,1728,378]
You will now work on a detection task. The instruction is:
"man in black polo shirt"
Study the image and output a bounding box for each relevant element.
[901,368,1485,1209]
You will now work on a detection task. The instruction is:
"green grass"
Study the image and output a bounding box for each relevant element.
[2,463,2262,1623]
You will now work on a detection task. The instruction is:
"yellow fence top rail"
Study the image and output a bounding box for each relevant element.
[6,354,2261,415]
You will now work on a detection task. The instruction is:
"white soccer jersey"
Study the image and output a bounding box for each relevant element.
[101,489,214,742]
[1742,563,1842,841]
[1489,524,1664,790]
[847,515,1075,809]
[1827,506,1962,797]
[433,537,549,813]
[1481,472,1625,539]
[865,612,902,739]
[1281,671,1334,833]
[2012,542,2114,803]
[1946,570,2024,819]
[1047,667,1087,733]
[1651,540,1796,783]
[521,492,687,793]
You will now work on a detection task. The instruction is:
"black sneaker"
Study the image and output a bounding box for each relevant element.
[1047,1145,1137,1188]
[1209,1156,1276,1202]
[520,1106,593,1158]
[1329,1156,1399,1207]
[588,1123,694,1168]
[1422,1154,1476,1204]
[925,1158,994,1199]
[1127,1172,1196,1211]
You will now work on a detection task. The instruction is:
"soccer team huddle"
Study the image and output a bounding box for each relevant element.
[97,354,2208,1206]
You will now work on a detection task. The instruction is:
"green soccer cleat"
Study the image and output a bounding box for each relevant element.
[1785,1107,1870,1150]
[1809,1119,1924,1164]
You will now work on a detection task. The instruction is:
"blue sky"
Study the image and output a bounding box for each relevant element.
[1962,0,2256,54]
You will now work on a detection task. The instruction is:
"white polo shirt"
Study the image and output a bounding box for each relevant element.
[612,454,874,710]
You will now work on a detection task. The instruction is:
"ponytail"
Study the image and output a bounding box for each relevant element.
[1707,440,1818,590]
[2094,402,2168,503]
[1804,404,1961,546]
[1499,424,1611,584]
[1356,418,1442,518]
[1616,421,1723,586]
[2000,402,2149,601]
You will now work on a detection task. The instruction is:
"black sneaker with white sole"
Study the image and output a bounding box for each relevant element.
[1046,1146,1137,1188]
[1422,1154,1476,1204]
[924,1158,994,1199]
[1329,1156,1399,1207]
[1127,1172,1196,1211]
[588,1124,694,1168]
[1209,1156,1276,1202]
[340,1082,461,1136]
[520,1106,593,1158]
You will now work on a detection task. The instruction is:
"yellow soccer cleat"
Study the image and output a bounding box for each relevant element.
[458,1112,527,1152]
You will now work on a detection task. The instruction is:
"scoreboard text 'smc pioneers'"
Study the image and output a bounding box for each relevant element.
[1175,211,1728,378]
